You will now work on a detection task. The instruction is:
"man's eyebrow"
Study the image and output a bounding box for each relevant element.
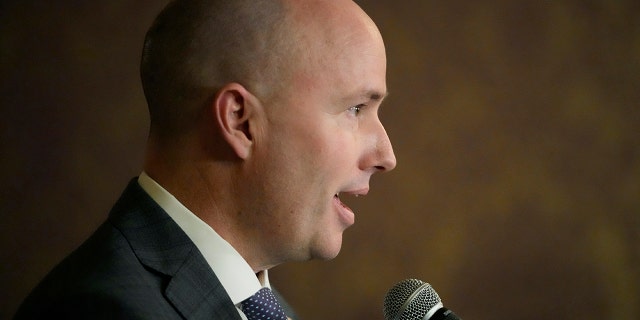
[341,90,389,105]
[364,90,389,102]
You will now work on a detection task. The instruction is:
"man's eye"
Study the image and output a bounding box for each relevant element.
[348,104,365,115]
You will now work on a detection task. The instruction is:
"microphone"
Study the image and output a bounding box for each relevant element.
[383,279,461,320]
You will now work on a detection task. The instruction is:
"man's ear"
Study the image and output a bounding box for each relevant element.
[213,83,259,159]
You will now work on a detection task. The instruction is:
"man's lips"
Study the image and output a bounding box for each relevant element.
[333,188,368,226]
[336,188,370,198]
[334,194,355,226]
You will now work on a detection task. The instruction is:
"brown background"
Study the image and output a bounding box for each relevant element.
[1,1,638,319]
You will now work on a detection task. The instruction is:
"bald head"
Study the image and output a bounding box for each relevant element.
[141,0,383,142]
[141,0,292,139]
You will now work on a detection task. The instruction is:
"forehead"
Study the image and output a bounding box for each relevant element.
[285,2,387,103]
[310,39,387,106]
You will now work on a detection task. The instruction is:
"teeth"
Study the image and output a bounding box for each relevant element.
[335,192,363,198]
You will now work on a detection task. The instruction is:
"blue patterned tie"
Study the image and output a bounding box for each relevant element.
[241,287,287,320]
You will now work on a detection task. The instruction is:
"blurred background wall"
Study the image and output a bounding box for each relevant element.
[1,1,638,319]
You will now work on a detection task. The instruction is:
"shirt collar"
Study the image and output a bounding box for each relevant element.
[138,172,267,304]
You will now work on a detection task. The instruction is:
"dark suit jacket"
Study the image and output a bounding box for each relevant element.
[14,179,298,319]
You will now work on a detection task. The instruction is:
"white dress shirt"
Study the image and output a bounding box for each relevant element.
[138,172,268,320]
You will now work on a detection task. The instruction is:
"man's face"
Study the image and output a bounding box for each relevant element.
[243,6,396,265]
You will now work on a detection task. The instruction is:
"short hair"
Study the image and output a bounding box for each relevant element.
[140,0,291,138]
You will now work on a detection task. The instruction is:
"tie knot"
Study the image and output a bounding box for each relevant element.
[241,287,287,320]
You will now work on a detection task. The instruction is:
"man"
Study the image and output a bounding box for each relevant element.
[14,0,396,318]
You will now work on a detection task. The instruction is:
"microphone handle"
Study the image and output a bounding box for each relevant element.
[430,307,461,320]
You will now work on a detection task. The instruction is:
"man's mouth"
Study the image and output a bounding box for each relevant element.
[334,192,358,207]
[335,188,369,200]
[334,192,355,225]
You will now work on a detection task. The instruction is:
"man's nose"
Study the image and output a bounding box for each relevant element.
[372,121,396,172]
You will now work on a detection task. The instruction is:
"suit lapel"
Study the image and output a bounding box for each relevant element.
[164,250,241,319]
[109,179,242,320]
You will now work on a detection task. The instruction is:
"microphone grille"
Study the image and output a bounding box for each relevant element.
[383,279,441,320]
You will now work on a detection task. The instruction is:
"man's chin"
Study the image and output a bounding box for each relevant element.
[309,237,343,261]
